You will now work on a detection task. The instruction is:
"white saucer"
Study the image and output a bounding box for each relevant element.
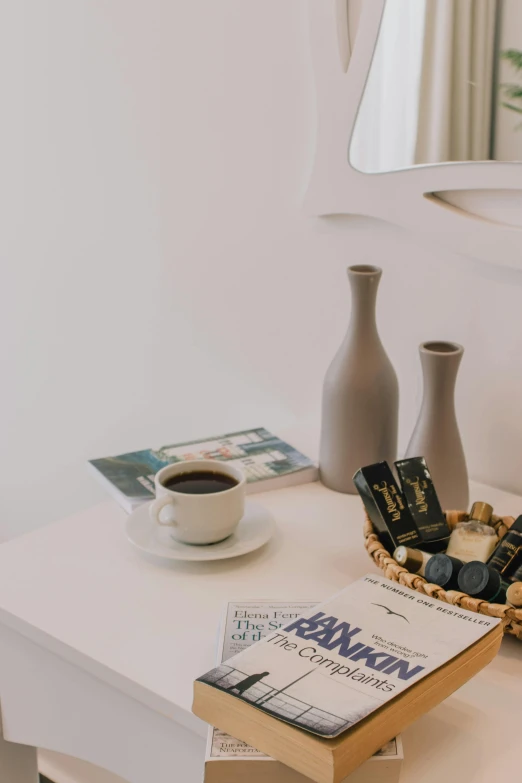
[125,500,275,562]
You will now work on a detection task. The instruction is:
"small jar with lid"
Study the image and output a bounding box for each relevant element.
[506,582,522,608]
[393,546,432,576]
[446,502,498,563]
[425,553,464,590]
[457,561,508,603]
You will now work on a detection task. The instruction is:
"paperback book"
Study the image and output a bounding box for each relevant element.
[205,600,403,783]
[193,574,502,783]
[89,428,317,512]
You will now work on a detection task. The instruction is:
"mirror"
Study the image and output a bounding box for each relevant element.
[350,0,522,173]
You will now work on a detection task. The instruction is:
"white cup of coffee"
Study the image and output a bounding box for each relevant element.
[149,459,246,545]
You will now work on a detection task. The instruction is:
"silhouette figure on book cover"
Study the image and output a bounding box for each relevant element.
[228,671,270,695]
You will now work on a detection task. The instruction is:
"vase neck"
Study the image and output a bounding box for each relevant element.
[419,343,463,413]
[346,265,381,341]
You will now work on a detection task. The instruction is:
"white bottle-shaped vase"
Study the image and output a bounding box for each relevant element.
[405,341,469,510]
[319,265,399,493]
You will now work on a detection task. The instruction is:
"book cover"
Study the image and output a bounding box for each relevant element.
[89,428,317,512]
[196,574,501,738]
[206,600,402,776]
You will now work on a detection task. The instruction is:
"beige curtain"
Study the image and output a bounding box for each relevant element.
[415,0,498,163]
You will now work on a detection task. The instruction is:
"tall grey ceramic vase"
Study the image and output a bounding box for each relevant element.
[319,265,399,493]
[405,342,469,510]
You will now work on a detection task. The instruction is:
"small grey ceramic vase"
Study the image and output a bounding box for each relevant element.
[319,265,399,493]
[405,341,469,510]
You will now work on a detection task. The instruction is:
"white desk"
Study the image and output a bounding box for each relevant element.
[0,481,520,783]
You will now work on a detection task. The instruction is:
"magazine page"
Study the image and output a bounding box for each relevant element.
[198,575,501,738]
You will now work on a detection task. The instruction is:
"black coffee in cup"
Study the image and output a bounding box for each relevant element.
[162,470,238,495]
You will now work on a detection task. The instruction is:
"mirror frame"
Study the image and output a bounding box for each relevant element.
[304,1,522,267]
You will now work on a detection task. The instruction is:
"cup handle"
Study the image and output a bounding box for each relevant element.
[149,496,178,527]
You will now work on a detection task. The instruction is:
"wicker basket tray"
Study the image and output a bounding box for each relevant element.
[364,509,522,639]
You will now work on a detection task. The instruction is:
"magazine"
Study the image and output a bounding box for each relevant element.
[89,428,317,512]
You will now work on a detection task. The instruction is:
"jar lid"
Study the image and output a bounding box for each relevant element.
[425,554,463,590]
[506,582,522,608]
[458,561,501,600]
[469,501,493,525]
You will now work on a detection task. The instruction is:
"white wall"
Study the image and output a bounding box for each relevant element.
[2,1,522,540]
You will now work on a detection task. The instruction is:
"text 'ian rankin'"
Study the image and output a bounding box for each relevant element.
[266,612,426,687]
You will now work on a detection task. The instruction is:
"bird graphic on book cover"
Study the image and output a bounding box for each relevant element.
[371,604,409,622]
[227,672,270,695]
